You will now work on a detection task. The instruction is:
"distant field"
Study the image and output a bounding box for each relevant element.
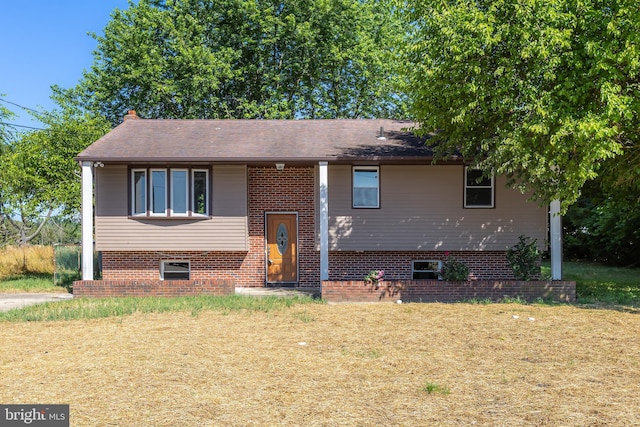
[0,246,54,280]
[0,246,60,293]
[0,245,76,292]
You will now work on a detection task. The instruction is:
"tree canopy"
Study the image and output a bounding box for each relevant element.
[564,182,640,266]
[5,0,408,244]
[0,97,14,144]
[403,0,640,207]
[0,102,110,245]
[59,0,407,125]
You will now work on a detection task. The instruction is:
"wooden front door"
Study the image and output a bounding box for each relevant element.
[266,213,298,284]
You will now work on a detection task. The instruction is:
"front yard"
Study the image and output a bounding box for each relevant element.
[1,302,638,426]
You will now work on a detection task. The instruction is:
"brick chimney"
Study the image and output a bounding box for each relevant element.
[124,110,140,120]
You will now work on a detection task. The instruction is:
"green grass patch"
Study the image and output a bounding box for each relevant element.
[0,274,65,293]
[500,295,527,304]
[565,261,640,306]
[0,294,321,322]
[356,348,382,360]
[464,297,494,305]
[543,261,640,306]
[292,310,315,323]
[421,382,450,395]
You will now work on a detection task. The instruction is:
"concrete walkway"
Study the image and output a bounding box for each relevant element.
[235,287,320,298]
[0,293,73,312]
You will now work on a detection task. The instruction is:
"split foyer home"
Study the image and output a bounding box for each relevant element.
[74,111,565,298]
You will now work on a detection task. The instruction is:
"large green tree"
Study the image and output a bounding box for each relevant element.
[60,0,406,125]
[0,96,16,244]
[403,0,640,207]
[0,103,110,246]
[0,96,15,144]
[564,182,640,266]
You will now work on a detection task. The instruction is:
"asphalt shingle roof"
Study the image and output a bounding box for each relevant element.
[77,118,433,163]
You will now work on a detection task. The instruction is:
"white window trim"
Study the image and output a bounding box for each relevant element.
[464,167,495,208]
[131,168,147,216]
[353,166,380,209]
[160,260,190,281]
[132,167,211,217]
[191,169,209,216]
[150,168,168,216]
[412,260,442,280]
[170,168,189,216]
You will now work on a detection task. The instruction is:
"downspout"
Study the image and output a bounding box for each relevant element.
[81,161,94,281]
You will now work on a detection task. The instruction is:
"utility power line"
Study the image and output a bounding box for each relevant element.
[0,97,41,114]
[0,121,45,131]
[0,121,105,138]
[0,98,107,138]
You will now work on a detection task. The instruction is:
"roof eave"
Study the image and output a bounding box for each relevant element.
[75,155,446,164]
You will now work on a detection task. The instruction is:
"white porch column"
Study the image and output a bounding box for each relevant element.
[319,162,329,282]
[81,161,94,280]
[550,200,562,280]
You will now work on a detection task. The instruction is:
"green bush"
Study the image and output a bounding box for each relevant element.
[506,235,540,281]
[441,254,469,281]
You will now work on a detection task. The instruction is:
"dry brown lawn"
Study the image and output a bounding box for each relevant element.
[1,303,639,426]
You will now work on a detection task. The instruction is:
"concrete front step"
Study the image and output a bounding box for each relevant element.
[235,287,319,298]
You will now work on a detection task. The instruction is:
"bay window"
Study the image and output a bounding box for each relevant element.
[131,167,209,217]
[132,169,147,215]
[192,170,209,215]
[171,169,188,215]
[151,169,167,215]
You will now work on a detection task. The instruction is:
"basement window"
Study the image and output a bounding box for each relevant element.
[412,260,442,280]
[161,260,190,280]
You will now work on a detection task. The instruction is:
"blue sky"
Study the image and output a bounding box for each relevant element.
[0,1,130,128]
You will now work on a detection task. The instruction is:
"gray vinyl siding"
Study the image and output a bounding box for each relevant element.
[327,165,547,251]
[211,165,248,217]
[94,165,248,251]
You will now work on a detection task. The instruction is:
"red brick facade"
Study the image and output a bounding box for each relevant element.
[78,166,533,297]
[329,250,518,281]
[73,279,234,297]
[322,280,576,303]
[101,251,248,282]
[98,249,519,288]
[247,167,320,286]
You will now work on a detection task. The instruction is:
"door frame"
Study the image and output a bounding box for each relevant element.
[264,211,299,286]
